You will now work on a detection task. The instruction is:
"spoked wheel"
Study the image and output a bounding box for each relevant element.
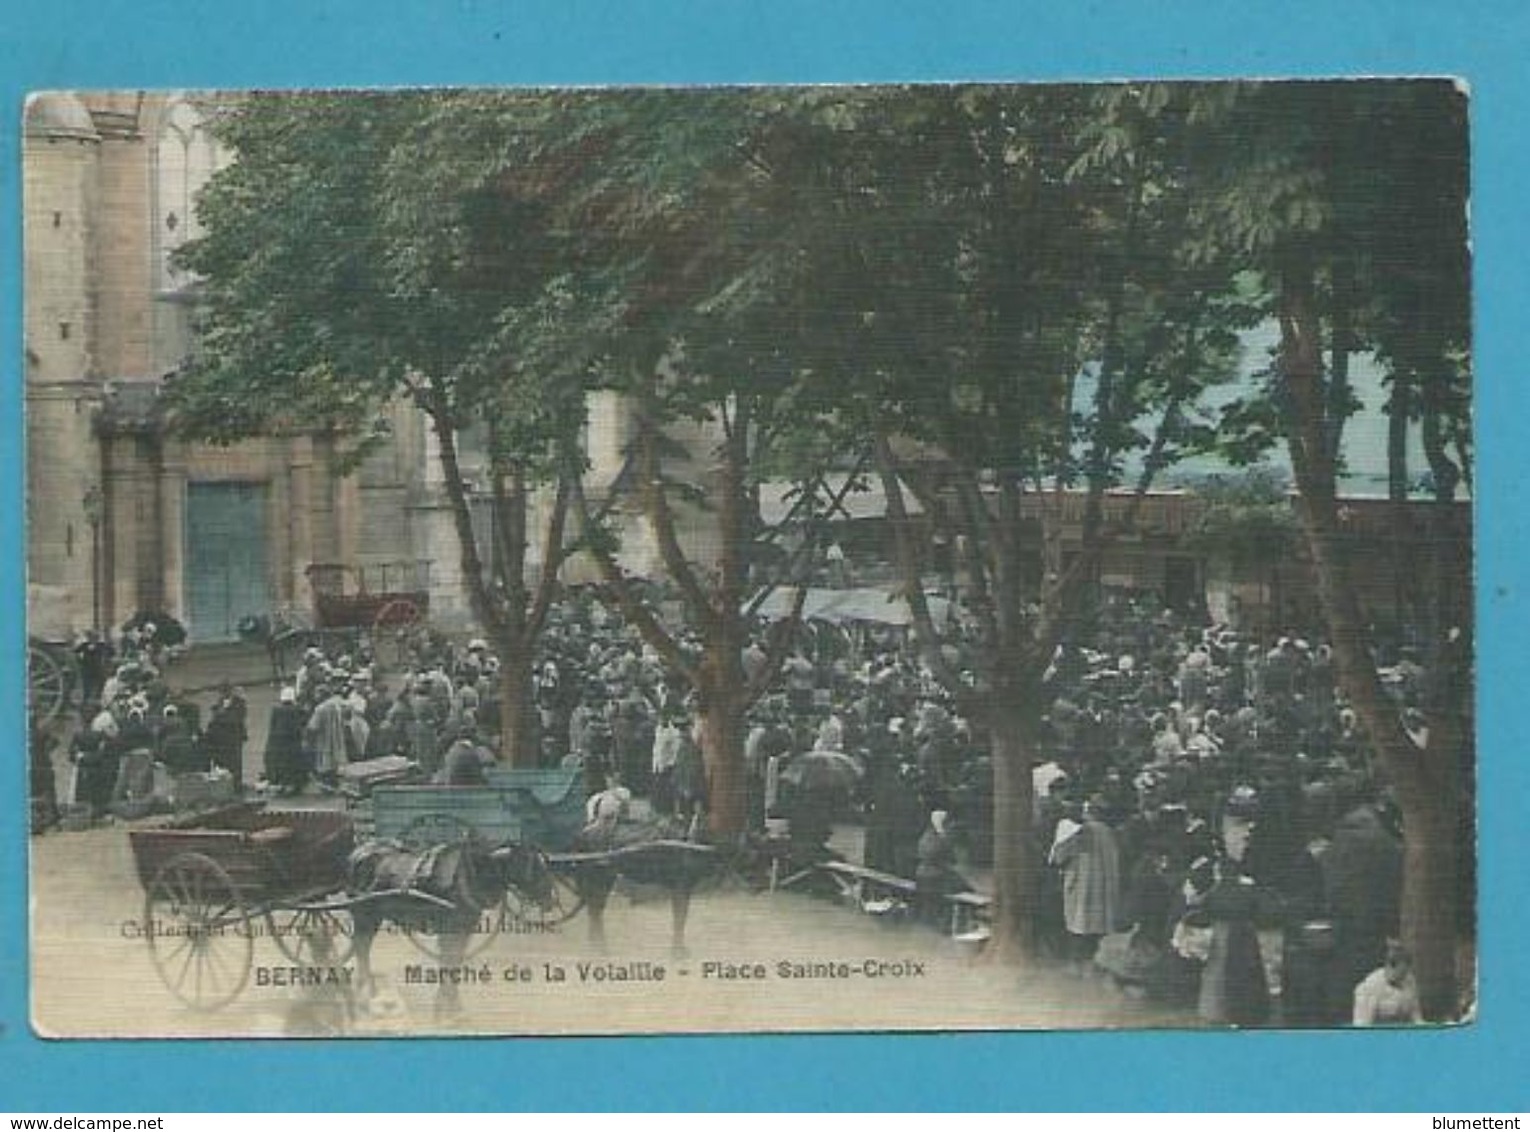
[396,815,500,960]
[27,643,71,726]
[501,868,585,930]
[144,852,254,1011]
[268,902,357,967]
[371,599,424,669]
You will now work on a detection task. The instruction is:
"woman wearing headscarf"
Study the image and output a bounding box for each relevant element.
[914,809,969,924]
[264,685,308,794]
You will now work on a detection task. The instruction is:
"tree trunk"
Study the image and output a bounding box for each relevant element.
[495,627,538,768]
[1294,492,1462,1019]
[1388,371,1413,628]
[697,687,747,837]
[695,631,749,837]
[1278,273,1462,1018]
[981,698,1040,964]
[1395,777,1462,1020]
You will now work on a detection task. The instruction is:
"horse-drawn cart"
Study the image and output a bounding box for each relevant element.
[368,767,734,955]
[28,636,80,725]
[28,584,82,724]
[306,561,431,661]
[247,559,433,678]
[128,803,358,1010]
[365,766,589,947]
[128,800,560,1011]
[370,766,585,848]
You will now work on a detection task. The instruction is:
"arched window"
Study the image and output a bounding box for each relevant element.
[153,99,222,293]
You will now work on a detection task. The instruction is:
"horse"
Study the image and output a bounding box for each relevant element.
[558,821,730,957]
[344,836,554,1016]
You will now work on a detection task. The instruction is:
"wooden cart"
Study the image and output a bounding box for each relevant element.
[27,636,80,725]
[249,560,433,677]
[128,804,357,1010]
[364,767,589,946]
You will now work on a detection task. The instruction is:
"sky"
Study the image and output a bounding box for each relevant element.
[1075,320,1449,497]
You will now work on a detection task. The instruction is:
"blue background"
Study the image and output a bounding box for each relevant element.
[2,0,1527,1112]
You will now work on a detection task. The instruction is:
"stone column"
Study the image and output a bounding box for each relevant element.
[158,435,187,622]
[287,435,315,612]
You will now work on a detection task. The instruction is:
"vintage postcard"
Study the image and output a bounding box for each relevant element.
[25,81,1474,1037]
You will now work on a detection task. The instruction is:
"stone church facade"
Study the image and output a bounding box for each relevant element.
[25,93,446,641]
[24,91,657,643]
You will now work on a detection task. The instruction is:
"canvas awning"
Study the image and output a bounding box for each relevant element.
[751,586,951,627]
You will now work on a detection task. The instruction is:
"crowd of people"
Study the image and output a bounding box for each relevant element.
[512,588,1466,1029]
[30,586,1470,1028]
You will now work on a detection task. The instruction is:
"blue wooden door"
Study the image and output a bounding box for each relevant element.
[185,482,269,641]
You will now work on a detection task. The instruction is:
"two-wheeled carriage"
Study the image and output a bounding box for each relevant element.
[128,803,359,1010]
[305,560,432,668]
[128,798,558,1011]
[363,766,590,953]
[245,559,433,679]
[28,636,80,726]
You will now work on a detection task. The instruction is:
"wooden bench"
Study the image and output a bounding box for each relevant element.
[818,860,917,906]
[816,860,994,938]
[946,890,994,938]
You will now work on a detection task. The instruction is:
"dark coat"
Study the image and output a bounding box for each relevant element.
[158,718,203,774]
[1196,874,1272,1027]
[1324,805,1404,994]
[264,702,308,788]
[866,768,925,878]
[203,695,248,754]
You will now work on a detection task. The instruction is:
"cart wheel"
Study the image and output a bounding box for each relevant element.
[501,868,585,929]
[372,599,423,668]
[28,643,69,725]
[144,852,254,1011]
[268,904,357,967]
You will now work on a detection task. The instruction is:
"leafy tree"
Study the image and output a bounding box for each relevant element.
[167,91,610,765]
[1186,468,1300,634]
[746,85,1250,961]
[1182,79,1472,1017]
[550,89,881,836]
